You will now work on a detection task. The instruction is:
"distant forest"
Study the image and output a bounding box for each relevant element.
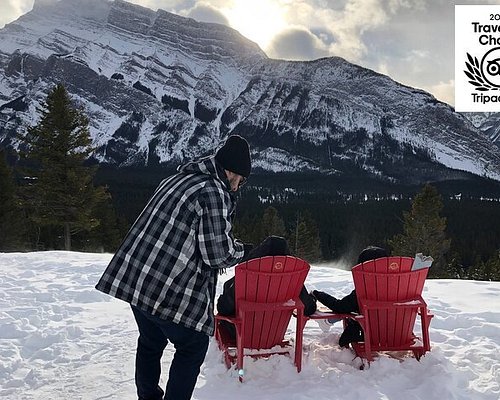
[94,166,500,276]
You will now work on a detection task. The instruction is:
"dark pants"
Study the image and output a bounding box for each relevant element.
[131,305,209,400]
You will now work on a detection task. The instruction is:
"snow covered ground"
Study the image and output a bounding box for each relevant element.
[0,251,499,400]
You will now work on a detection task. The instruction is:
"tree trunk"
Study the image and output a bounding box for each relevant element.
[35,225,41,250]
[295,213,300,254]
[64,222,71,251]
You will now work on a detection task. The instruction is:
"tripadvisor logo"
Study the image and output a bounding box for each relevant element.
[463,18,500,106]
[464,47,500,92]
[455,6,500,111]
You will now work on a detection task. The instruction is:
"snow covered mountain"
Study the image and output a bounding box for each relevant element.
[1,0,499,183]
[462,112,500,149]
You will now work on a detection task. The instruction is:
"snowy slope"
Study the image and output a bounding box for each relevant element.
[0,0,499,182]
[463,112,500,147]
[0,251,499,399]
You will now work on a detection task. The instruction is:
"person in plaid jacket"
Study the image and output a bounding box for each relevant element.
[96,135,252,400]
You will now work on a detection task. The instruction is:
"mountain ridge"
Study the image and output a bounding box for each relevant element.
[1,0,499,184]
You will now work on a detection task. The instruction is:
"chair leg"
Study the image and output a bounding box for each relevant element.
[215,320,221,347]
[236,321,244,382]
[295,313,304,372]
[361,318,373,362]
[223,348,232,369]
[420,307,431,353]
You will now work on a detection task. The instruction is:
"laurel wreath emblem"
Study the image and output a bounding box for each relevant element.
[464,53,499,91]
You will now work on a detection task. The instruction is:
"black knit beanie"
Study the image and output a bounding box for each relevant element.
[215,135,251,178]
[357,246,389,264]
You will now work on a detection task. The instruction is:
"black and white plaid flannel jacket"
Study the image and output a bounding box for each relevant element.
[95,156,245,335]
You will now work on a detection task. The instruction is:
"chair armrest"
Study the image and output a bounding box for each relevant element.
[215,314,240,324]
[360,295,428,311]
[238,297,304,313]
[302,311,357,320]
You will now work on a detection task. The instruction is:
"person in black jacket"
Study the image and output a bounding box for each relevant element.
[312,246,389,348]
[217,236,317,338]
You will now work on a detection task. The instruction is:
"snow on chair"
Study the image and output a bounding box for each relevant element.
[215,256,310,381]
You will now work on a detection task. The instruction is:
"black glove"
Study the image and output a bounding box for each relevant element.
[312,290,339,311]
[313,290,358,314]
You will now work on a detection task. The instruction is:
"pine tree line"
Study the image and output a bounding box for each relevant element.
[233,184,500,280]
[233,206,322,262]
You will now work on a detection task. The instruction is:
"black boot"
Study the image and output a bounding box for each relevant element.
[138,386,164,400]
[339,319,364,348]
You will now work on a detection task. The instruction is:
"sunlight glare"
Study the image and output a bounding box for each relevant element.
[223,0,286,49]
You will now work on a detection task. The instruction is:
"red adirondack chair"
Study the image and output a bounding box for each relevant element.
[215,256,310,381]
[351,256,433,361]
[304,256,433,363]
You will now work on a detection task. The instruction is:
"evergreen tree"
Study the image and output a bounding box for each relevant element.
[468,251,500,281]
[20,84,109,250]
[291,211,322,262]
[233,213,263,246]
[233,206,287,247]
[81,197,126,252]
[0,151,15,234]
[389,184,451,277]
[484,251,500,281]
[0,151,26,250]
[260,206,287,238]
[445,251,465,279]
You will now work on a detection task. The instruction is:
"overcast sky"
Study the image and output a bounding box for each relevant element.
[2,0,500,106]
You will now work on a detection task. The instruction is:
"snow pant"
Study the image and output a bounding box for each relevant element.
[131,305,209,400]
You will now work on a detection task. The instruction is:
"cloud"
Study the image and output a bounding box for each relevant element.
[181,2,229,25]
[309,27,335,46]
[423,80,455,106]
[281,0,428,63]
[356,1,455,105]
[266,0,461,105]
[266,27,330,61]
[0,0,33,28]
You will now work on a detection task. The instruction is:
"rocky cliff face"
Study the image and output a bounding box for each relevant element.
[1,0,499,183]
[463,112,500,149]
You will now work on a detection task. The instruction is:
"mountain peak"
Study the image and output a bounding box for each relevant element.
[32,0,112,21]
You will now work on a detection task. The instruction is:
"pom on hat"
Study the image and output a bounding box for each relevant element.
[215,135,251,178]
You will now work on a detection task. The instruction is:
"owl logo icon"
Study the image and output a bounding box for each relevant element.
[465,47,500,90]
[486,58,500,76]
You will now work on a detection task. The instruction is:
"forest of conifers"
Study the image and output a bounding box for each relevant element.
[92,166,500,279]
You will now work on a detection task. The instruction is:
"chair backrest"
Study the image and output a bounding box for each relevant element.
[234,256,310,350]
[352,256,429,348]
